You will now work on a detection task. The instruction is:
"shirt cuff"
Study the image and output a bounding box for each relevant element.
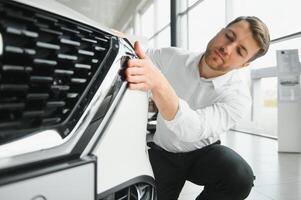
[164,99,187,130]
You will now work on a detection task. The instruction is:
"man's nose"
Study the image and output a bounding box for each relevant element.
[221,42,236,55]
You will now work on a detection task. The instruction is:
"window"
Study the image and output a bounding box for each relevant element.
[141,3,155,40]
[156,26,171,47]
[124,23,134,35]
[139,0,170,48]
[148,38,155,48]
[156,0,170,32]
[230,0,301,39]
[188,0,200,7]
[187,0,226,51]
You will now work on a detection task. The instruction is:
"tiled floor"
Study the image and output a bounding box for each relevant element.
[178,131,301,200]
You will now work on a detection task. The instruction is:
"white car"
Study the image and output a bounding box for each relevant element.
[0,0,156,199]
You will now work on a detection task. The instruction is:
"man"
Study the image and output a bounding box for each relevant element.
[125,16,270,200]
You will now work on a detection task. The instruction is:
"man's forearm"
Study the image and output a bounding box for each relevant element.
[151,74,179,121]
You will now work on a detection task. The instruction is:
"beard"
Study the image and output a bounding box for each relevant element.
[203,49,228,73]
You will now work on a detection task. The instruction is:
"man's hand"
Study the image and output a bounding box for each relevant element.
[125,41,179,121]
[125,41,163,91]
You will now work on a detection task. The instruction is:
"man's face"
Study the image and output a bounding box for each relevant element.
[204,20,260,73]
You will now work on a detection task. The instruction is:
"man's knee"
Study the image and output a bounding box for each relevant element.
[217,146,255,199]
[227,160,255,199]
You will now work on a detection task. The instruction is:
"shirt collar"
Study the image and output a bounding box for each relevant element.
[211,70,236,89]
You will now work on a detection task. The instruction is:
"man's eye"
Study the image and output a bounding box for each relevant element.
[237,48,243,56]
[225,33,233,41]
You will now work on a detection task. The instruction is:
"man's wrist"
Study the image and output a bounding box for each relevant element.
[151,70,165,92]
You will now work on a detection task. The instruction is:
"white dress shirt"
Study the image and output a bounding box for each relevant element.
[146,47,251,153]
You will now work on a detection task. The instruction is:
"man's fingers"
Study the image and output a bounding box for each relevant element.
[126,42,152,92]
[125,66,144,76]
[126,74,145,83]
[128,83,148,91]
[134,41,147,59]
[127,59,145,68]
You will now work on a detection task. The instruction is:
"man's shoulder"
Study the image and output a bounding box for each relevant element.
[223,71,251,99]
[146,47,201,70]
[147,46,194,56]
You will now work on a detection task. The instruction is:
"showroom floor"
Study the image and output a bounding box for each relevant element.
[178,131,301,200]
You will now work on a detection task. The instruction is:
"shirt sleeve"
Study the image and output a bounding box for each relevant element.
[145,47,180,71]
[164,88,252,142]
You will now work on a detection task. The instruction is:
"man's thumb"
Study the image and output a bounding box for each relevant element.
[134,41,146,59]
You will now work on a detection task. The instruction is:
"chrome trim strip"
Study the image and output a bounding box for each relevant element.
[80,38,135,156]
[80,78,127,156]
[0,32,3,56]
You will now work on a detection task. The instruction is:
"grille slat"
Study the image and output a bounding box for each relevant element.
[33,58,57,66]
[0,84,29,91]
[0,0,114,144]
[92,59,98,63]
[81,37,97,44]
[42,117,61,125]
[60,26,80,34]
[22,30,38,38]
[23,110,44,117]
[60,38,80,46]
[35,13,58,23]
[51,85,70,91]
[36,41,60,50]
[0,121,21,129]
[66,93,79,98]
[5,45,23,54]
[95,46,106,51]
[0,103,25,110]
[54,69,74,75]
[40,27,63,36]
[6,9,36,23]
[24,48,36,55]
[71,78,87,84]
[77,26,92,33]
[6,26,22,35]
[30,75,54,83]
[27,93,49,100]
[78,49,95,56]
[46,101,66,108]
[2,65,33,72]
[95,36,108,42]
[75,63,91,70]
[57,53,77,61]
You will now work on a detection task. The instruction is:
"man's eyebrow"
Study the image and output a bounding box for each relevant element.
[228,29,248,56]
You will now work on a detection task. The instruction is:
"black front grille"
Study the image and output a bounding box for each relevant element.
[0,0,118,144]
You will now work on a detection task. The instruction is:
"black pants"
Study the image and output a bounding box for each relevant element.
[148,141,255,200]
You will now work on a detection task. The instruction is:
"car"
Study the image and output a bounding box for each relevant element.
[0,0,156,199]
